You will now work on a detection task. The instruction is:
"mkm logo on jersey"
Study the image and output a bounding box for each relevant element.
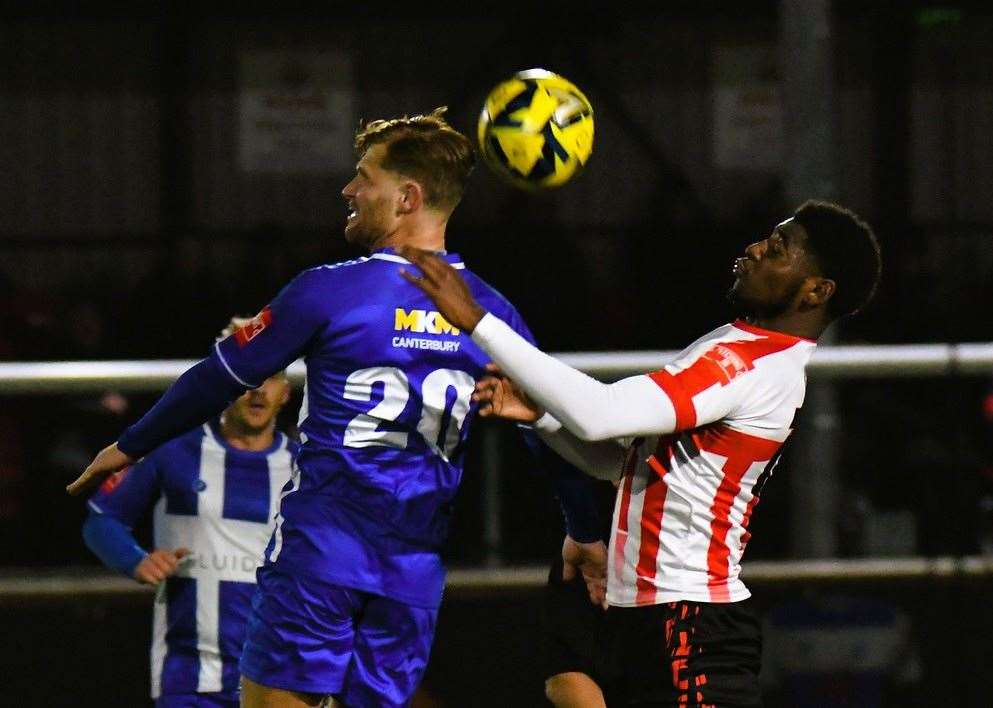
[394,308,460,336]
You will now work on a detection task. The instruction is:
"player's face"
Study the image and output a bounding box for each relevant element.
[341,143,403,250]
[225,374,290,434]
[728,218,820,318]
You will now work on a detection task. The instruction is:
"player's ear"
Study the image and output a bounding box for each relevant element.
[397,181,423,215]
[803,277,836,308]
[278,379,291,406]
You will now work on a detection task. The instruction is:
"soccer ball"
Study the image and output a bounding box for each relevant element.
[477,69,594,190]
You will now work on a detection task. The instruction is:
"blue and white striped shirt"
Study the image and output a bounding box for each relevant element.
[87,421,295,700]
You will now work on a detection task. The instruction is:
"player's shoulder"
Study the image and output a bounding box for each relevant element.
[459,266,522,320]
[148,424,209,461]
[292,256,377,284]
[686,321,813,357]
[667,320,814,384]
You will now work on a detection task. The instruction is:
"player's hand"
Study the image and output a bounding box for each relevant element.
[562,536,608,610]
[396,247,487,332]
[473,363,544,424]
[66,442,135,496]
[133,548,191,585]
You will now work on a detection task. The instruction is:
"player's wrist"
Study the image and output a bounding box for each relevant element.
[463,304,487,333]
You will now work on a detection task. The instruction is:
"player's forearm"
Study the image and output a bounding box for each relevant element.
[82,512,147,577]
[471,313,677,440]
[532,414,627,481]
[117,356,246,458]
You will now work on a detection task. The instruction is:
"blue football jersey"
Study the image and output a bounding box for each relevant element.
[88,422,295,700]
[210,249,536,608]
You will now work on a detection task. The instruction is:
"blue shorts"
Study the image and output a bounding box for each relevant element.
[239,566,438,707]
[155,693,238,708]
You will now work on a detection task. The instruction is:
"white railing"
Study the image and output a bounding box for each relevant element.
[3,556,993,602]
[2,342,993,393]
[2,344,992,591]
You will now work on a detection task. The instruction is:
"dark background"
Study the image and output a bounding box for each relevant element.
[2,2,993,706]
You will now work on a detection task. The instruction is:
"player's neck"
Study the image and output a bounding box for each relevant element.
[745,310,827,341]
[375,215,448,253]
[220,417,276,452]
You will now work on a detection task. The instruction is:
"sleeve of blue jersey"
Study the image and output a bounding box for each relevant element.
[83,455,161,576]
[213,268,328,387]
[118,269,327,458]
[82,513,148,577]
[502,305,603,543]
[87,454,161,527]
[116,356,246,458]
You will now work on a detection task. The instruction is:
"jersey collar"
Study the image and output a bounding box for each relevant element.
[207,419,285,456]
[371,247,465,269]
[732,319,817,345]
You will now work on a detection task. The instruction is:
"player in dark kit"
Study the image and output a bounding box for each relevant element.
[543,479,620,708]
[400,200,881,707]
[68,109,602,708]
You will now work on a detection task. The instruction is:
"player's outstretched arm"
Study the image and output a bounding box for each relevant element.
[473,363,544,424]
[400,247,678,441]
[67,443,133,496]
[474,367,626,479]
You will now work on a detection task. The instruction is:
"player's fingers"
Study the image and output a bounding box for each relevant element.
[411,250,456,286]
[399,268,427,289]
[67,464,113,496]
[474,376,500,391]
[489,382,504,413]
[398,247,437,278]
[135,569,155,585]
[141,566,164,584]
[587,578,607,608]
[173,548,192,560]
[65,470,94,496]
[149,552,175,574]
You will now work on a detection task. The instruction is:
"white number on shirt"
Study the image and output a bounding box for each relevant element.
[343,367,475,460]
[343,367,410,449]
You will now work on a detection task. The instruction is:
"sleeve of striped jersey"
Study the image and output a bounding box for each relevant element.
[212,269,328,388]
[532,413,627,481]
[86,455,161,527]
[471,313,677,440]
[646,351,746,432]
[82,512,147,577]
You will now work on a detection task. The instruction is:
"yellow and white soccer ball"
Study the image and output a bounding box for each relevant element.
[477,69,594,190]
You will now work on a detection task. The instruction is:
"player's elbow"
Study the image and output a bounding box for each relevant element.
[569,419,619,443]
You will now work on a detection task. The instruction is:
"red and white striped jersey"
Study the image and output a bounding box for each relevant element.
[608,320,815,607]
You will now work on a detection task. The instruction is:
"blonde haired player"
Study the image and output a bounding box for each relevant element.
[70,110,601,708]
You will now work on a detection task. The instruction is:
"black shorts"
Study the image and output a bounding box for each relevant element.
[602,599,763,708]
[541,555,623,694]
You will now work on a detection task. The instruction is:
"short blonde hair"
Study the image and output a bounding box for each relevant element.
[354,107,475,212]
